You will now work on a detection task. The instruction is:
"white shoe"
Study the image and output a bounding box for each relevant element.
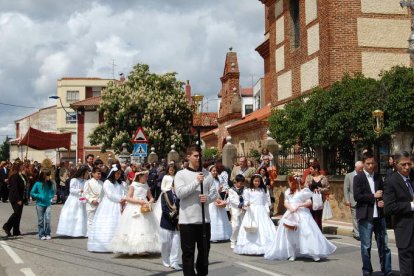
[230,242,235,249]
[313,257,320,262]
[288,256,295,261]
[162,262,170,268]
[46,236,52,240]
[171,264,182,270]
[40,236,47,240]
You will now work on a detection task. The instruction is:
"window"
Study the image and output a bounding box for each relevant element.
[92,87,101,97]
[245,104,253,115]
[66,90,79,102]
[66,112,77,124]
[289,0,300,49]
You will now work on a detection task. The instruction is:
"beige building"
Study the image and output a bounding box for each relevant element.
[54,77,114,161]
[9,106,61,162]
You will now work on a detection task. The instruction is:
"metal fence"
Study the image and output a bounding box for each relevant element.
[275,147,315,175]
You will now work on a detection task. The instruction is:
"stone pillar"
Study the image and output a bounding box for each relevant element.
[117,143,131,164]
[262,130,279,166]
[147,147,158,164]
[222,136,237,169]
[167,145,180,164]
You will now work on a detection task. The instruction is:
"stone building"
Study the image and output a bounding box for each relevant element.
[256,0,410,107]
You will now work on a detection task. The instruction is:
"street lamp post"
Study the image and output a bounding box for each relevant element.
[401,0,414,67]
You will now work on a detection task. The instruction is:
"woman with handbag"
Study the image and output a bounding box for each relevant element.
[111,170,160,255]
[264,175,336,261]
[305,163,329,230]
[208,164,232,242]
[234,174,276,255]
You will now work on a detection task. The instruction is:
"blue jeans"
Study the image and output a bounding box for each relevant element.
[359,218,392,275]
[36,205,51,238]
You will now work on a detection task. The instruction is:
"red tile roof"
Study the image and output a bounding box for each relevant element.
[193,112,218,127]
[240,87,253,97]
[70,96,101,108]
[228,104,271,129]
[59,77,104,80]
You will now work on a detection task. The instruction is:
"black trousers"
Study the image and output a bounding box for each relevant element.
[0,183,8,202]
[398,230,414,276]
[3,202,23,235]
[180,223,211,276]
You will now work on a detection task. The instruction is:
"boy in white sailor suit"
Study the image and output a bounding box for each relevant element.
[227,174,246,249]
[83,167,103,233]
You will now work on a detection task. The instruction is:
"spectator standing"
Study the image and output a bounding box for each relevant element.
[305,163,329,230]
[353,151,392,276]
[0,161,9,202]
[30,169,55,240]
[343,161,364,240]
[230,157,256,188]
[384,151,414,276]
[3,161,27,236]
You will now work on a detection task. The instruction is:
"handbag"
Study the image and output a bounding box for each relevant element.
[141,204,152,214]
[244,208,258,233]
[283,212,299,231]
[322,199,333,220]
[312,191,323,211]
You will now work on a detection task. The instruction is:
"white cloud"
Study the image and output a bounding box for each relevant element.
[0,0,265,142]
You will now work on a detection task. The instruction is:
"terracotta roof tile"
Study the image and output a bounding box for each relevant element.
[228,104,271,129]
[240,87,253,97]
[192,112,218,127]
[60,77,104,80]
[70,96,101,108]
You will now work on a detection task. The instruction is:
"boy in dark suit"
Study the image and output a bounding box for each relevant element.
[353,151,392,276]
[384,150,414,276]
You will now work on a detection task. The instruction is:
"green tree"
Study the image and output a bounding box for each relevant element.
[89,64,193,158]
[268,66,414,173]
[0,136,10,161]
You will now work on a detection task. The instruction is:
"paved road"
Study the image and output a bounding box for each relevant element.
[0,202,401,276]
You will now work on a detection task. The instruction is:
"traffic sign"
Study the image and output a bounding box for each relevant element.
[131,143,148,157]
[131,127,148,143]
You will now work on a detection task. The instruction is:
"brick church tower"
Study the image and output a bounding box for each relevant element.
[216,48,243,148]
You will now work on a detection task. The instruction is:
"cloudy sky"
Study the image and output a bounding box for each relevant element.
[0,0,265,142]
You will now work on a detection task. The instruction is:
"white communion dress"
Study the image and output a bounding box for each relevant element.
[56,178,88,237]
[111,182,161,255]
[87,180,125,252]
[234,188,277,255]
[264,188,336,260]
[209,177,232,241]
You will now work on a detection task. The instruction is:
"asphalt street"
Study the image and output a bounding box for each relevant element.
[0,202,401,276]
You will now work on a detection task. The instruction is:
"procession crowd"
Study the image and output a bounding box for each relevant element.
[0,146,413,276]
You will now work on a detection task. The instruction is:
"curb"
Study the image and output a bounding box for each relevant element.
[272,217,396,244]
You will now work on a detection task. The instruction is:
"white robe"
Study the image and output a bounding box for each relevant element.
[87,180,125,252]
[56,178,88,237]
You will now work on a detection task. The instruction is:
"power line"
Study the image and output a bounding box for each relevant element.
[0,102,37,109]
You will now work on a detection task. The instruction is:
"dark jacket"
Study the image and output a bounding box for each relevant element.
[0,167,8,184]
[384,171,414,248]
[353,171,384,221]
[8,173,27,204]
[160,190,180,231]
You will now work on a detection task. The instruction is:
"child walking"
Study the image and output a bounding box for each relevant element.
[234,174,276,255]
[30,169,56,240]
[111,170,160,255]
[227,174,245,249]
[83,167,103,234]
[160,182,182,270]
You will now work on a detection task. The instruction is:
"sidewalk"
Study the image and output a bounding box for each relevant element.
[272,215,396,244]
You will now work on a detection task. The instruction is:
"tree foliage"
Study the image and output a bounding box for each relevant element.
[0,137,10,161]
[89,64,193,158]
[269,66,414,169]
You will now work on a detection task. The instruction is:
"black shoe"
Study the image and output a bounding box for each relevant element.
[353,236,360,241]
[2,226,11,237]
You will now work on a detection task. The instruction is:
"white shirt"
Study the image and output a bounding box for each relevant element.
[364,170,378,218]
